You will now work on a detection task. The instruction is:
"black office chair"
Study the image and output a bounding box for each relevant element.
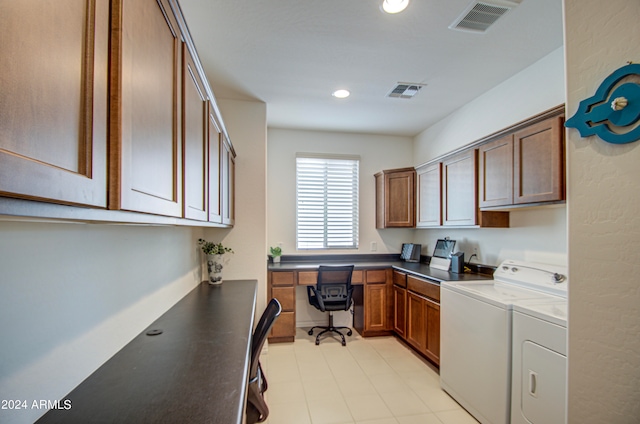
[307,265,354,346]
[246,298,281,424]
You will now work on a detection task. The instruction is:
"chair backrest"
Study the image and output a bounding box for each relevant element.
[317,265,354,301]
[249,298,281,378]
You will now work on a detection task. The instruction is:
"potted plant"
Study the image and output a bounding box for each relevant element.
[269,246,282,264]
[198,238,233,285]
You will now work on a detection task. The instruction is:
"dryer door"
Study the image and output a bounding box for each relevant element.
[521,341,566,423]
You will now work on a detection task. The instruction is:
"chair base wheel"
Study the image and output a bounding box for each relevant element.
[308,329,314,335]
[315,339,320,345]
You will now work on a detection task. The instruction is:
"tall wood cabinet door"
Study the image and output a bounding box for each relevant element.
[375,168,416,228]
[221,135,236,226]
[0,0,109,207]
[365,284,387,332]
[406,292,426,352]
[424,297,440,365]
[513,116,565,204]
[478,135,513,208]
[393,285,407,337]
[442,150,478,226]
[182,47,208,221]
[110,0,183,217]
[207,105,222,223]
[416,163,442,227]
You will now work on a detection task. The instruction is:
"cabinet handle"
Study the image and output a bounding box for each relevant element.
[528,370,538,397]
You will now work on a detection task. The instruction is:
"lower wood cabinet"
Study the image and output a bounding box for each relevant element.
[393,284,407,337]
[268,271,296,342]
[396,273,441,366]
[363,269,393,336]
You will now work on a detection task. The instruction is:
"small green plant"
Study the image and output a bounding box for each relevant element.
[269,246,282,257]
[198,238,234,255]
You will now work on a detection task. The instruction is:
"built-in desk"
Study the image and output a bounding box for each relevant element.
[37,280,257,424]
[267,256,493,346]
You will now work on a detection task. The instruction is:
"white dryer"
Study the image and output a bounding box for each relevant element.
[511,298,568,424]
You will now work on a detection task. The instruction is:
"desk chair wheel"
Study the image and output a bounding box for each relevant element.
[308,329,314,336]
[315,339,320,345]
[346,329,353,336]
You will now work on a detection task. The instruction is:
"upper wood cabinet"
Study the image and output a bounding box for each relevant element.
[207,104,223,223]
[513,116,564,205]
[183,46,208,221]
[375,168,416,228]
[442,150,478,226]
[0,0,110,207]
[109,0,183,217]
[416,162,442,228]
[221,134,236,226]
[479,115,565,209]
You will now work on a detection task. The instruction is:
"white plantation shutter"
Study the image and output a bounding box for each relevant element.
[296,155,359,249]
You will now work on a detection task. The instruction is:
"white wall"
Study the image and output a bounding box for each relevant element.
[215,98,268,314]
[414,47,565,163]
[411,47,568,267]
[267,128,414,255]
[0,221,203,424]
[564,0,640,421]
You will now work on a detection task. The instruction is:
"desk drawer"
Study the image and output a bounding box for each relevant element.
[407,275,440,302]
[297,270,363,285]
[366,269,387,284]
[271,286,295,311]
[271,271,294,286]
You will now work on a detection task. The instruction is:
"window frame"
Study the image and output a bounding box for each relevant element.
[295,154,360,250]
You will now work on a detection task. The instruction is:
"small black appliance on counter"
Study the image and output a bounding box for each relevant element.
[451,252,465,273]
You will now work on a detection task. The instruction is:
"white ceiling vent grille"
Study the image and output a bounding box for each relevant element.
[449,0,522,33]
[388,83,426,99]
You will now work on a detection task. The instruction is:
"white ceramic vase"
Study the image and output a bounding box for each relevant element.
[206,254,224,285]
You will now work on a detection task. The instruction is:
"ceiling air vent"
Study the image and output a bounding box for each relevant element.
[449,0,522,33]
[387,83,425,99]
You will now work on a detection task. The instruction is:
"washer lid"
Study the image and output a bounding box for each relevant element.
[442,281,554,308]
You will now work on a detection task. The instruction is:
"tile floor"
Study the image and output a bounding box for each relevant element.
[261,328,478,424]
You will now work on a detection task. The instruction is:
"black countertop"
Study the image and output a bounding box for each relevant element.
[37,280,258,424]
[268,257,494,283]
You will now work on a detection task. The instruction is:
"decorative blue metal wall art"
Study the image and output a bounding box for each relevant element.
[565,63,640,144]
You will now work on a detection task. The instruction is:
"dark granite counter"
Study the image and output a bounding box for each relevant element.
[267,254,494,283]
[37,280,257,424]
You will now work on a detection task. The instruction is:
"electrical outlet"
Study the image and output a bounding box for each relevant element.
[370,241,377,252]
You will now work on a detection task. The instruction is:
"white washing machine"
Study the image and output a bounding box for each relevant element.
[511,298,568,424]
[440,260,568,424]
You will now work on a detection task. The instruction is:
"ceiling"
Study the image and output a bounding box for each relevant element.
[179,0,564,137]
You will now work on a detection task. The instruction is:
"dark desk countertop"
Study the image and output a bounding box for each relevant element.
[268,259,493,283]
[37,280,257,424]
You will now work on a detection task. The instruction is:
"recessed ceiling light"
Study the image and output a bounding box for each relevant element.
[332,89,350,99]
[381,0,409,14]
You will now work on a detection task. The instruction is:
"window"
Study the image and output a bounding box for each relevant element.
[296,155,359,250]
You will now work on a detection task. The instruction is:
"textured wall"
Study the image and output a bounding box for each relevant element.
[565,0,640,422]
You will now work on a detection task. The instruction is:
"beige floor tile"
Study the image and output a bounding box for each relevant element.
[335,375,378,397]
[414,388,463,412]
[395,413,443,424]
[396,369,440,392]
[380,390,431,417]
[356,357,396,376]
[267,400,312,424]
[268,361,302,384]
[355,417,399,424]
[344,393,394,422]
[368,373,410,394]
[307,396,354,424]
[303,379,344,400]
[435,409,480,424]
[267,380,306,404]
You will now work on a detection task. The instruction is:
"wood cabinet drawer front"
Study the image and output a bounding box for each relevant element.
[271,271,294,286]
[271,286,295,311]
[407,275,440,302]
[351,270,363,284]
[298,271,317,286]
[270,311,295,338]
[366,269,387,284]
[393,270,407,288]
